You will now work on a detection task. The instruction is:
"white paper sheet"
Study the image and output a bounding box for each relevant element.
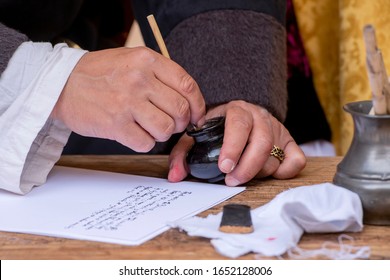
[0,166,244,245]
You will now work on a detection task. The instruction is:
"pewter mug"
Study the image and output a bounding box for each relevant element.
[333,100,390,225]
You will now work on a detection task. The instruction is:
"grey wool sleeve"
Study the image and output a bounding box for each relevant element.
[0,22,28,75]
[165,10,287,122]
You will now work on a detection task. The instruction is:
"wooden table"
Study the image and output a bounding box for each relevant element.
[1,156,389,259]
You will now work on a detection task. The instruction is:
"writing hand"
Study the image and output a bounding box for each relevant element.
[51,47,206,152]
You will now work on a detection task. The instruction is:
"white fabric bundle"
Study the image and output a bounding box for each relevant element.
[171,183,369,259]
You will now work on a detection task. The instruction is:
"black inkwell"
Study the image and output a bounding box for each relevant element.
[219,204,253,234]
[186,116,225,183]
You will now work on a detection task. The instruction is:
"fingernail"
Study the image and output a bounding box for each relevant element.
[220,159,235,173]
[226,177,241,187]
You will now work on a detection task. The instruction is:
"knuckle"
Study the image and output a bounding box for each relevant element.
[258,137,273,153]
[180,74,197,94]
[127,69,149,88]
[258,106,271,117]
[226,104,253,127]
[134,47,157,64]
[231,115,251,133]
[291,152,307,170]
[228,100,248,108]
[157,120,175,141]
[176,100,190,120]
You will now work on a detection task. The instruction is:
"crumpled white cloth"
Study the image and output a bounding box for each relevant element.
[170,183,366,258]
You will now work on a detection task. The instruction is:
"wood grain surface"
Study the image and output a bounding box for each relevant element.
[1,156,389,259]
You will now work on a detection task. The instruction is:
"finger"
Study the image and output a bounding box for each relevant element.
[114,121,156,152]
[147,80,191,133]
[218,106,253,174]
[224,139,274,186]
[168,134,194,182]
[256,154,281,178]
[131,101,176,142]
[272,140,306,179]
[153,55,206,126]
[224,109,274,186]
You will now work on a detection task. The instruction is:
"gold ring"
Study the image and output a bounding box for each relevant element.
[270,145,285,163]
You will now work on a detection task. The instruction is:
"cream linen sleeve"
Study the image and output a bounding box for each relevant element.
[0,42,87,194]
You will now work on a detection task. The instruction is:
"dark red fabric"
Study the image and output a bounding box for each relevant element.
[286,0,311,79]
[284,0,332,144]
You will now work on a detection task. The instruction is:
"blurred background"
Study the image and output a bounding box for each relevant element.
[125,0,390,156]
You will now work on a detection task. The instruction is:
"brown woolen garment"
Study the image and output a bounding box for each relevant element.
[0,23,28,75]
[165,9,287,122]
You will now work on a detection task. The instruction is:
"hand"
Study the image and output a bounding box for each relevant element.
[168,100,306,186]
[51,47,206,152]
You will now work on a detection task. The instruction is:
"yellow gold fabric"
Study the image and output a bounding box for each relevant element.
[293,0,390,154]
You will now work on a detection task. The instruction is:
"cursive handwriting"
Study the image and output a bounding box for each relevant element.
[66,185,192,231]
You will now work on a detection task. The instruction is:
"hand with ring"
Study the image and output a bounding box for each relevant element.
[167,100,307,186]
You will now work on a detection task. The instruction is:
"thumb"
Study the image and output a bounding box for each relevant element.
[168,134,194,182]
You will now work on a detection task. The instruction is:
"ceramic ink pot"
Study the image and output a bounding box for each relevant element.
[186,116,225,183]
[333,100,390,225]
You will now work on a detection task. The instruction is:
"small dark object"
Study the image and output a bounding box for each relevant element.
[186,116,225,183]
[219,204,253,234]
